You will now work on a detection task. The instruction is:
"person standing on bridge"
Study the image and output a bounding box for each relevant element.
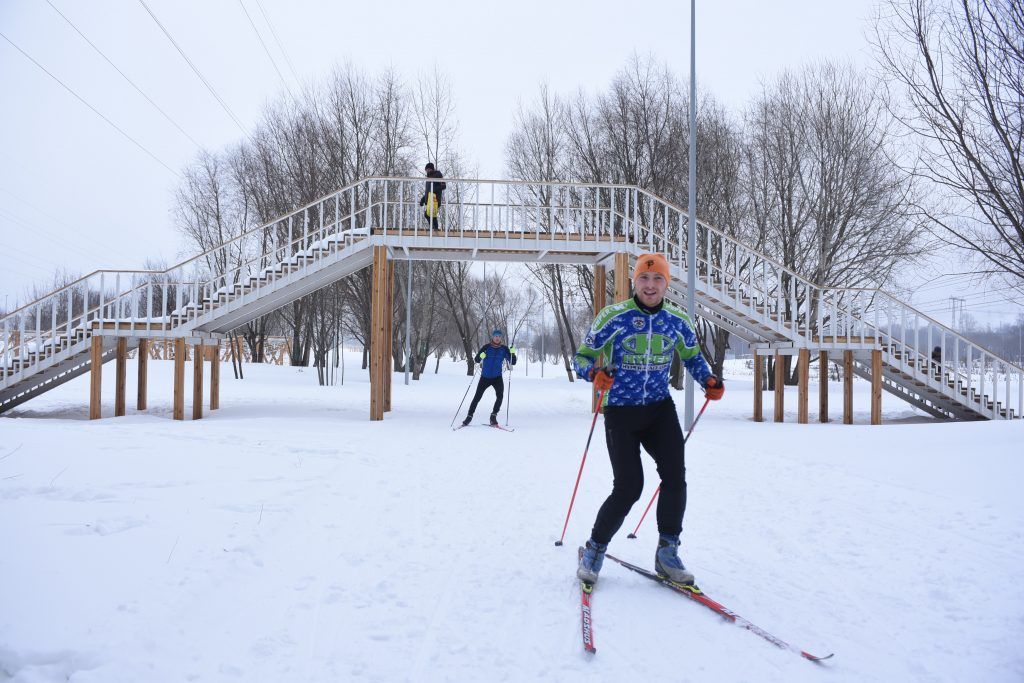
[574,252,724,586]
[419,162,446,230]
[462,329,517,427]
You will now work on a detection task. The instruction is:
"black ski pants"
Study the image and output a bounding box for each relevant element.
[590,398,687,544]
[468,375,504,417]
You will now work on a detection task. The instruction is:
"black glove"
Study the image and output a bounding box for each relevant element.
[419,196,426,206]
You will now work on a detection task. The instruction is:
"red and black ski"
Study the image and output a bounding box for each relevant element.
[605,553,833,662]
[578,547,596,654]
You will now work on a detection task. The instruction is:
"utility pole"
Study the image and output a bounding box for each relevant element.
[949,296,965,330]
[541,305,545,379]
[684,0,697,429]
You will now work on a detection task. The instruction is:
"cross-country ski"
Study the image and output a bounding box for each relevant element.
[606,553,834,662]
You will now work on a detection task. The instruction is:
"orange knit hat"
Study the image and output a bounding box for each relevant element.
[633,253,671,281]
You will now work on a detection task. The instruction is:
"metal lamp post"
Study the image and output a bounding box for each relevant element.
[685,0,697,429]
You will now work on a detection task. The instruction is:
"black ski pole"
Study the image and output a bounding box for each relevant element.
[505,360,513,426]
[450,362,480,429]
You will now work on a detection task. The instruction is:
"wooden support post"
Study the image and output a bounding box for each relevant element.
[774,351,785,422]
[753,351,763,422]
[210,340,220,411]
[592,265,607,412]
[193,342,204,420]
[89,335,103,420]
[384,260,395,412]
[593,266,607,311]
[871,348,882,425]
[613,252,631,302]
[173,338,185,421]
[818,351,828,423]
[137,339,149,410]
[115,337,127,417]
[797,348,809,424]
[843,350,853,425]
[370,246,388,420]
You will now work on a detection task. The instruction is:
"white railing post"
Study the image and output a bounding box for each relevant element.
[350,186,356,233]
[115,273,122,331]
[992,359,999,417]
[974,352,983,417]
[927,324,933,390]
[50,300,57,354]
[99,272,106,327]
[1004,361,1010,418]
[1018,369,1023,419]
[66,288,73,349]
[34,305,40,362]
[19,315,26,366]
[2,318,8,380]
[954,336,962,397]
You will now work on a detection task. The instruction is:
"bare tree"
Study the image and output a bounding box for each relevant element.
[413,66,460,170]
[744,62,925,383]
[434,261,485,375]
[873,0,1024,295]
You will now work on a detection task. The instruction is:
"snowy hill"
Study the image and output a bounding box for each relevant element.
[1,356,1022,682]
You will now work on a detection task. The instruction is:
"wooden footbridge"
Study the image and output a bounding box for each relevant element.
[2,177,1021,423]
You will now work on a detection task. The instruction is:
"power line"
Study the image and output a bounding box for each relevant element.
[252,0,301,85]
[137,0,250,138]
[45,0,204,150]
[0,191,139,264]
[4,241,62,270]
[902,272,986,294]
[912,282,1023,308]
[5,242,62,271]
[236,0,296,102]
[0,31,181,178]
[0,209,116,266]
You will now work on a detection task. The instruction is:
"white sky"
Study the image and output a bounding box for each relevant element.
[1,0,1020,328]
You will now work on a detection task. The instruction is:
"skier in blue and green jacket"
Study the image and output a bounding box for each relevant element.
[462,329,517,427]
[575,253,724,586]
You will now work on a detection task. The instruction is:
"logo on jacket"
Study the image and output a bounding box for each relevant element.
[632,317,645,330]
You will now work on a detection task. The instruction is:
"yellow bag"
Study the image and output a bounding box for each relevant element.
[425,192,439,218]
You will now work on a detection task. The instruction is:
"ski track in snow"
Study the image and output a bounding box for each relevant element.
[1,355,1022,682]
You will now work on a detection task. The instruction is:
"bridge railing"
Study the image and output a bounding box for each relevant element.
[3,176,1021,417]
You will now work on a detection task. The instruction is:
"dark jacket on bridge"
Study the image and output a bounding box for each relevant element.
[420,169,446,206]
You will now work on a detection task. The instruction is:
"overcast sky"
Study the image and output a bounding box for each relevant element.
[1,0,1019,328]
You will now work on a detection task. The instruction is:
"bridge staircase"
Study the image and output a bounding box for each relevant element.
[2,177,1020,420]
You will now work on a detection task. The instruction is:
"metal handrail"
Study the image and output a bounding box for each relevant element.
[1,269,166,320]
[4,176,1021,418]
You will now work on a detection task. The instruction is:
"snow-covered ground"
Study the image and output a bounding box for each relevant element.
[1,354,1022,682]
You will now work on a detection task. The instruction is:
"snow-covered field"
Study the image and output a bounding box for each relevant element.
[1,354,1022,682]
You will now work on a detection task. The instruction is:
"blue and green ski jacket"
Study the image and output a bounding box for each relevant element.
[574,297,712,407]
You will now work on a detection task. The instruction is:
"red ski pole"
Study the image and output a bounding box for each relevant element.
[554,388,607,547]
[627,396,711,539]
